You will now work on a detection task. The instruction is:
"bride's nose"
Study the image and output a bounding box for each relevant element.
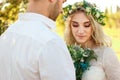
[78,26,84,34]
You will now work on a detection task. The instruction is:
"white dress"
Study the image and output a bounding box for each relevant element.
[81,47,120,80]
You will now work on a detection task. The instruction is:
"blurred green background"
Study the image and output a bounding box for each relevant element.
[0,0,120,60]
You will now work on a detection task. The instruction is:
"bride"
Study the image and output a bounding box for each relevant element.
[63,1,120,80]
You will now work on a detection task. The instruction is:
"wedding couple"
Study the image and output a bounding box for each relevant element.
[0,0,120,80]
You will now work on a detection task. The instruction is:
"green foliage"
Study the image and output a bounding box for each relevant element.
[0,0,27,35]
[67,45,97,80]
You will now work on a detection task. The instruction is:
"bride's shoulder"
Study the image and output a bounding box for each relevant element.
[99,46,116,60]
[102,46,115,54]
[93,46,115,58]
[94,46,114,53]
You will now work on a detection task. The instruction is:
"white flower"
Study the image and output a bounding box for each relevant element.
[72,5,76,10]
[80,48,84,53]
[80,2,84,5]
[96,12,100,18]
[87,48,91,50]
[86,7,91,13]
[83,53,89,57]
[81,58,84,62]
[76,2,81,6]
[69,10,72,14]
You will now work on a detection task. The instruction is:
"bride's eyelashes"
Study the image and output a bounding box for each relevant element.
[71,21,91,28]
[84,22,91,28]
[71,22,79,27]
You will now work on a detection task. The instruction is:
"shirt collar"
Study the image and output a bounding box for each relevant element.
[18,12,56,30]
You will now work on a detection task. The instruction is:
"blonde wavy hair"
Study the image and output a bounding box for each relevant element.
[64,9,111,47]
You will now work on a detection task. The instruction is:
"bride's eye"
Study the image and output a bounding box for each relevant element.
[71,22,79,27]
[84,22,91,28]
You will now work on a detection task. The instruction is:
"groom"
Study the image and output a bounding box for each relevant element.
[0,0,75,80]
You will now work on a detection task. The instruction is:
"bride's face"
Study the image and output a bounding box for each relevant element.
[70,12,92,45]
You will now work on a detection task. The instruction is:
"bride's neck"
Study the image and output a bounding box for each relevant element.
[80,39,96,49]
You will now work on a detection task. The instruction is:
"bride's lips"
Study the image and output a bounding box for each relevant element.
[77,35,85,37]
[76,35,86,39]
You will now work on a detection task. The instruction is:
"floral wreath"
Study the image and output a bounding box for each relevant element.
[63,0,105,25]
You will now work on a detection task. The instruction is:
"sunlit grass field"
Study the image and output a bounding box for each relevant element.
[56,25,120,60]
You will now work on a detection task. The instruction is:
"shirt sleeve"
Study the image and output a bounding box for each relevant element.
[103,47,120,80]
[38,38,75,80]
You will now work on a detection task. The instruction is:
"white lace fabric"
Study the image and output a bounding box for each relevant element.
[82,47,120,80]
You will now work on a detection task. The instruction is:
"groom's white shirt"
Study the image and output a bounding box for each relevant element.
[0,13,75,80]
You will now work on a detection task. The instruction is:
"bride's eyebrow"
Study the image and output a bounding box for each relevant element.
[71,20,91,24]
[71,21,78,24]
[84,21,91,24]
